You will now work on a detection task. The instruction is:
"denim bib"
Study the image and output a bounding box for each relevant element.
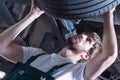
[5,53,70,80]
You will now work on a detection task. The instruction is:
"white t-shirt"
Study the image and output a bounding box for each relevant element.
[22,47,87,80]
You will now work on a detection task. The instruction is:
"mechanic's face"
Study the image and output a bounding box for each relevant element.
[68,32,95,53]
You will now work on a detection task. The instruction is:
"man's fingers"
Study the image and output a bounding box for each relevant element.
[31,0,35,9]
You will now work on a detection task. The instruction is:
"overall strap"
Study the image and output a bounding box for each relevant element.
[25,53,47,65]
[46,63,70,75]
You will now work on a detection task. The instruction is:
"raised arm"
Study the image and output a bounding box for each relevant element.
[84,9,118,80]
[0,0,44,63]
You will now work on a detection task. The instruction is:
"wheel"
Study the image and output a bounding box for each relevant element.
[35,0,120,20]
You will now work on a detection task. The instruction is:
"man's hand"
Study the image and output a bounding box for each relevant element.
[28,0,44,19]
[104,7,115,19]
[109,7,115,14]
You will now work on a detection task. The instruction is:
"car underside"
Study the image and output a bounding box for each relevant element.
[0,0,120,80]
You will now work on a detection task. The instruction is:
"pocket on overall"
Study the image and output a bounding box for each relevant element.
[5,62,55,80]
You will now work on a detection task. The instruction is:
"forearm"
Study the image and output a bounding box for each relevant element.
[0,14,38,47]
[102,12,118,56]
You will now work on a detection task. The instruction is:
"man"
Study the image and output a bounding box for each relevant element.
[0,0,118,80]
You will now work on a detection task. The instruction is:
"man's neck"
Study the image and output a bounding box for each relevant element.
[58,47,82,63]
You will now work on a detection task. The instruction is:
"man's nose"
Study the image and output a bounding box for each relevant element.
[81,34,87,40]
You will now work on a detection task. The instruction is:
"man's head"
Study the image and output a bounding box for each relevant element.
[66,31,102,60]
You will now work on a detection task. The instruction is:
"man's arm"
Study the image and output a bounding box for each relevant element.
[0,0,44,63]
[84,9,118,80]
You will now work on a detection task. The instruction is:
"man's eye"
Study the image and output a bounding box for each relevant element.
[86,38,91,42]
[86,38,90,41]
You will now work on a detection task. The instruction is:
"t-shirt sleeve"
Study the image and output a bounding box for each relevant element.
[22,46,46,63]
[75,62,87,80]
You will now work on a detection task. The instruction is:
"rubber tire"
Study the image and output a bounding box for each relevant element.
[35,0,120,20]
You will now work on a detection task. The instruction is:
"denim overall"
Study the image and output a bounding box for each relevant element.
[5,53,70,80]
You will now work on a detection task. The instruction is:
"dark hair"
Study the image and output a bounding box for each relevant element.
[66,31,102,57]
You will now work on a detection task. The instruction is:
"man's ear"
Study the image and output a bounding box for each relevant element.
[81,54,90,60]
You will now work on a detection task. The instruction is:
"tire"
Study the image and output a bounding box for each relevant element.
[35,0,120,20]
